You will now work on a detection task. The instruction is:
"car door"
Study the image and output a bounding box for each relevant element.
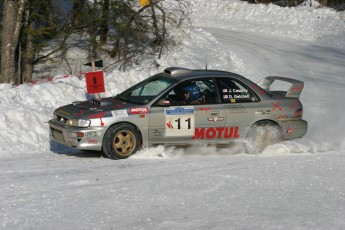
[149,78,226,144]
[217,77,260,140]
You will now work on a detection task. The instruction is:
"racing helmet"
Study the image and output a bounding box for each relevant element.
[180,84,201,101]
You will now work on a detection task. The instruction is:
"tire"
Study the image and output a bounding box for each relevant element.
[102,123,141,159]
[246,121,282,154]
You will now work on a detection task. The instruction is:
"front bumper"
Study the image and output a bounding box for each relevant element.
[48,119,106,151]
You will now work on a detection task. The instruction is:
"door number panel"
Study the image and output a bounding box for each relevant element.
[165,107,195,137]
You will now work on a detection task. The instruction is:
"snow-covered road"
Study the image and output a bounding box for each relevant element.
[2,151,345,229]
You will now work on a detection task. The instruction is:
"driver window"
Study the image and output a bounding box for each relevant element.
[160,79,218,106]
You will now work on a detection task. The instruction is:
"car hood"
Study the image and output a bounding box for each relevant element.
[54,97,141,119]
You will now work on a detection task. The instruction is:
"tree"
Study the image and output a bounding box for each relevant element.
[103,0,191,69]
[0,0,192,84]
[0,0,26,83]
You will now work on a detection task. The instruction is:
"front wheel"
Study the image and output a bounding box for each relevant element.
[102,124,141,159]
[246,122,282,154]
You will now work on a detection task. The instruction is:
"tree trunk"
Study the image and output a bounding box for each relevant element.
[0,0,26,83]
[71,0,86,28]
[150,4,162,46]
[21,7,34,83]
[99,0,109,43]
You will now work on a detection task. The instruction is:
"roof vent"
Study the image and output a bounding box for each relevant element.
[164,67,192,76]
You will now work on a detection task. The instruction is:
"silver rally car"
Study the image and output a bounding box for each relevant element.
[49,67,308,159]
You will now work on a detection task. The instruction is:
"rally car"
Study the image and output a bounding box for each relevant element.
[48,67,308,159]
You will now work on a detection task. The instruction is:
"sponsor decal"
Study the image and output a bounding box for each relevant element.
[272,101,282,111]
[111,109,128,117]
[153,130,163,136]
[290,101,298,109]
[90,107,103,112]
[232,89,248,93]
[165,107,195,137]
[73,110,85,117]
[165,107,194,115]
[130,107,148,114]
[113,104,126,109]
[89,112,107,126]
[255,110,271,115]
[225,104,244,109]
[85,131,100,137]
[291,83,303,92]
[285,126,294,135]
[87,139,98,144]
[210,111,220,116]
[58,109,71,116]
[200,107,212,113]
[278,114,294,120]
[294,110,303,118]
[193,127,240,139]
[233,94,249,99]
[66,132,74,138]
[231,99,236,103]
[207,117,224,122]
[66,138,73,143]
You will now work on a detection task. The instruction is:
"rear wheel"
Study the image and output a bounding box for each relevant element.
[102,124,140,159]
[246,121,282,154]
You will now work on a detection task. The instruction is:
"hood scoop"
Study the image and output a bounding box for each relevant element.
[91,99,101,106]
[90,99,113,107]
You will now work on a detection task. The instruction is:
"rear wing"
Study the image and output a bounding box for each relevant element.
[257,76,304,98]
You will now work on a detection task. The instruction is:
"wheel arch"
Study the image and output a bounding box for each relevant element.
[247,119,281,137]
[102,121,143,149]
[251,119,280,127]
[245,119,283,153]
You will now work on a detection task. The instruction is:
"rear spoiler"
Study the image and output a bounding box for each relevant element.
[257,76,304,98]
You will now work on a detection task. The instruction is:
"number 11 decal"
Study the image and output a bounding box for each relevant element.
[174,117,191,130]
[165,107,195,137]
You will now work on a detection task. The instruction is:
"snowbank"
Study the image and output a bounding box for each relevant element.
[193,0,345,47]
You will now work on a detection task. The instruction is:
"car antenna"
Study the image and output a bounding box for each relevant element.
[205,57,208,70]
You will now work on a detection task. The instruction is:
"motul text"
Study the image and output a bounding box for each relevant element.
[192,126,240,139]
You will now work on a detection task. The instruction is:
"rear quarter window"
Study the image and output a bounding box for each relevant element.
[218,78,258,103]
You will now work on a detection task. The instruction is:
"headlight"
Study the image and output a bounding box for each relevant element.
[67,119,91,127]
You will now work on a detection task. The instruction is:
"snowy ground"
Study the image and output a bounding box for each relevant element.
[1,0,345,229]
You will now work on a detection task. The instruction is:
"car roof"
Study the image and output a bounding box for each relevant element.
[163,67,247,81]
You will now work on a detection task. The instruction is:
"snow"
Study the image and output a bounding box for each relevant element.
[1,0,345,229]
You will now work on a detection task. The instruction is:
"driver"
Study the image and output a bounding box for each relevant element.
[176,84,203,105]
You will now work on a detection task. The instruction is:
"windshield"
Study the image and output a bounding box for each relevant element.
[118,76,177,105]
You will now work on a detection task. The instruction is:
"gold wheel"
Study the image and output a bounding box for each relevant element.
[113,130,136,157]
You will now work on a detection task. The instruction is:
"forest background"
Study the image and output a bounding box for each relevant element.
[0,0,343,84]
